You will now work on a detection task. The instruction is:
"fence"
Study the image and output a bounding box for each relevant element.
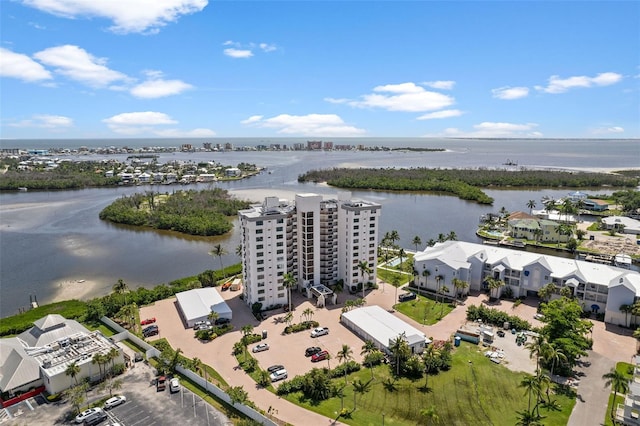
[100,317,276,426]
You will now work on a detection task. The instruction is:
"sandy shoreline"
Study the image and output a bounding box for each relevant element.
[51,279,105,303]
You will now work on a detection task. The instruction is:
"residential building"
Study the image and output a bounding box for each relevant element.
[0,314,124,397]
[413,241,640,325]
[602,216,640,235]
[238,192,380,309]
[583,199,609,212]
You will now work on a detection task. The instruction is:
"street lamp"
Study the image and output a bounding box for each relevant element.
[382,412,385,426]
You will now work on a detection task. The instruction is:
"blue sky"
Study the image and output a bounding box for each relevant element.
[1,0,638,139]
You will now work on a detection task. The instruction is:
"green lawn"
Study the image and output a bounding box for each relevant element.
[281,343,575,425]
[377,268,413,286]
[393,294,455,325]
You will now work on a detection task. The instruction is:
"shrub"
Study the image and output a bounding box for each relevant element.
[466,304,531,331]
[330,361,361,379]
[111,363,126,375]
[242,333,262,345]
[284,321,319,334]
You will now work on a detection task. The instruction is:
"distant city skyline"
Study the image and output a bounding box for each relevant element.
[1,1,638,139]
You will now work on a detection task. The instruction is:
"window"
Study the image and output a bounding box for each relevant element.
[257,282,265,287]
[257,267,264,272]
[257,252,264,257]
[256,244,263,250]
[256,220,263,226]
[369,237,375,241]
[258,297,265,302]
[277,293,285,298]
[354,218,359,223]
[257,274,264,279]
[256,236,263,242]
[277,249,284,254]
[258,289,265,294]
[257,260,264,265]
[370,223,375,228]
[277,218,283,223]
[369,230,375,234]
[276,226,283,232]
[256,229,263,234]
[276,242,284,247]
[277,234,283,239]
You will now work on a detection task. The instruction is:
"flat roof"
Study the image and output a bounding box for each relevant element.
[342,305,430,348]
[175,288,232,321]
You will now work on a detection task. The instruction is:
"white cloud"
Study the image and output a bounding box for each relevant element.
[492,86,529,100]
[130,71,192,98]
[332,82,455,112]
[437,122,541,138]
[423,80,455,90]
[535,72,623,94]
[0,47,52,82]
[223,48,253,59]
[102,111,213,136]
[592,126,625,135]
[21,0,208,34]
[242,113,366,136]
[33,45,129,87]
[416,109,464,120]
[9,114,73,128]
[103,111,177,126]
[241,115,263,124]
[259,43,277,52]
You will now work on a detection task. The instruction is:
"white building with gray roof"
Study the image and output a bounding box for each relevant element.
[413,241,640,326]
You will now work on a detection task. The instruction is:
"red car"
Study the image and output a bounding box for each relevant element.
[141,318,156,325]
[311,350,329,362]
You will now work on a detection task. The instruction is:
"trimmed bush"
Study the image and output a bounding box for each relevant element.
[330,361,361,379]
[284,321,319,334]
[466,304,531,331]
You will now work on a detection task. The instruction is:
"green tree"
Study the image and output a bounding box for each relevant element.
[302,307,314,323]
[537,282,557,303]
[302,368,331,401]
[412,235,422,252]
[525,334,548,372]
[65,382,88,415]
[358,260,372,299]
[389,333,410,376]
[351,379,371,410]
[65,360,81,386]
[540,297,592,376]
[602,367,629,423]
[92,353,107,380]
[542,344,567,380]
[207,310,219,324]
[113,278,129,306]
[283,272,297,313]
[360,340,377,380]
[520,374,541,413]
[527,199,537,215]
[452,277,468,305]
[515,408,544,426]
[422,344,441,388]
[486,277,505,300]
[228,385,249,405]
[209,244,227,278]
[337,344,354,385]
[447,230,457,241]
[258,370,271,388]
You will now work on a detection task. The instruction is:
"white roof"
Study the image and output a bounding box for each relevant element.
[342,305,430,349]
[602,216,640,232]
[0,338,41,392]
[175,288,232,321]
[415,241,640,293]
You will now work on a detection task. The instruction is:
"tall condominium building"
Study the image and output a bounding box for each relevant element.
[238,192,381,309]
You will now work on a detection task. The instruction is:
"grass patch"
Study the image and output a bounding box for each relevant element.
[281,343,574,425]
[0,300,87,336]
[233,351,274,392]
[394,294,455,325]
[377,268,413,286]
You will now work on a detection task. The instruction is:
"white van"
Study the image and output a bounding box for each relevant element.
[169,378,180,393]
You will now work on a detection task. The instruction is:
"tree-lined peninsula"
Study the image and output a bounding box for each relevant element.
[298,168,639,205]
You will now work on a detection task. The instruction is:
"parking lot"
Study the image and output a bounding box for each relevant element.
[1,361,231,425]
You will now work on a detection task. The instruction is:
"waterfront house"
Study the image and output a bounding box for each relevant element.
[602,216,640,235]
[583,199,610,212]
[413,241,640,326]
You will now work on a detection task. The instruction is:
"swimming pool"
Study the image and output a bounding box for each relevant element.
[387,257,402,267]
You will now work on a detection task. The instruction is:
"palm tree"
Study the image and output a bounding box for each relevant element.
[452,277,468,305]
[486,277,505,300]
[532,228,543,243]
[358,260,372,299]
[351,379,371,410]
[65,361,81,386]
[397,248,406,271]
[435,274,444,304]
[527,199,537,215]
[337,344,354,384]
[92,353,105,380]
[302,307,314,323]
[389,230,400,247]
[360,340,377,380]
[112,279,129,305]
[437,233,447,243]
[447,230,457,241]
[525,334,548,372]
[412,235,422,252]
[520,374,541,413]
[283,311,293,327]
[106,347,120,376]
[207,310,219,325]
[537,282,557,303]
[235,244,242,257]
[515,408,544,426]
[422,269,431,289]
[420,405,439,425]
[543,344,567,380]
[389,333,409,376]
[422,344,440,388]
[602,367,629,422]
[283,272,297,312]
[209,244,227,278]
[439,285,450,318]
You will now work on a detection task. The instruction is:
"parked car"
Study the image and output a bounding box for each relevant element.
[84,410,108,426]
[214,317,230,325]
[267,364,284,373]
[169,378,180,393]
[75,407,103,424]
[252,343,270,353]
[311,350,329,362]
[269,368,288,382]
[310,327,329,338]
[398,292,417,302]
[140,317,156,325]
[143,325,159,337]
[156,375,166,391]
[305,346,322,357]
[221,281,232,290]
[193,320,211,330]
[104,395,126,409]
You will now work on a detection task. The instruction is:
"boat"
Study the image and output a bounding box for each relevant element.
[502,159,518,166]
[614,254,632,269]
[18,187,28,192]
